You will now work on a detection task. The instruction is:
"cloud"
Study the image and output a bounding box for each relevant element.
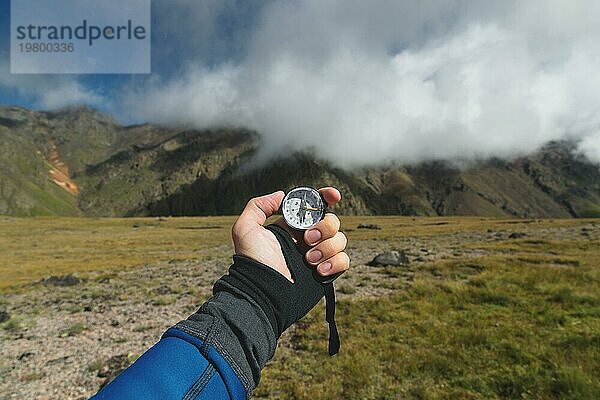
[122,0,600,166]
[37,80,103,109]
[4,0,600,166]
[0,56,102,109]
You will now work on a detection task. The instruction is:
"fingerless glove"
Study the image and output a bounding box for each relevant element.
[218,225,337,341]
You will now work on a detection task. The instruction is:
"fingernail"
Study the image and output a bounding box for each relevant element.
[306,229,321,244]
[307,250,322,263]
[319,262,332,274]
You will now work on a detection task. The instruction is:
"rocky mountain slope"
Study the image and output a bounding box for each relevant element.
[1,105,599,217]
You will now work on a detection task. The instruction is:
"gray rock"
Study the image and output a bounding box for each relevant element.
[152,284,172,295]
[17,351,33,360]
[42,275,82,287]
[0,310,9,323]
[508,232,527,239]
[357,223,382,230]
[368,251,409,267]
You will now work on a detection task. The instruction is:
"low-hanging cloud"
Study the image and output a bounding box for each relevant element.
[7,0,600,166]
[124,0,600,166]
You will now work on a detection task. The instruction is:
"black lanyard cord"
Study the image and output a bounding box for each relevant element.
[324,282,340,356]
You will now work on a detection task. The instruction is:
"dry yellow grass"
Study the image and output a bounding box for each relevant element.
[0,216,234,291]
[1,215,597,292]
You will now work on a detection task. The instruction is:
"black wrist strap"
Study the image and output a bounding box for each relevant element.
[324,282,340,356]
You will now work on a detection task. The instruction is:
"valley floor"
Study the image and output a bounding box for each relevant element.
[0,216,599,399]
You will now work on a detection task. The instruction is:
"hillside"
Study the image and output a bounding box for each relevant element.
[1,105,599,217]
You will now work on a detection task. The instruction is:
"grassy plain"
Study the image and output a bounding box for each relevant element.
[1,216,599,399]
[0,216,234,291]
[0,216,593,291]
[260,225,600,399]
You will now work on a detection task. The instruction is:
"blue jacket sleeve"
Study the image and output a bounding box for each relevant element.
[91,239,333,400]
[89,257,281,400]
[91,328,246,400]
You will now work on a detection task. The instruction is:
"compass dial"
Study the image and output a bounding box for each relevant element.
[282,187,326,230]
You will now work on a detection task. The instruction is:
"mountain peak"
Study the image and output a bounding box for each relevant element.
[46,105,117,125]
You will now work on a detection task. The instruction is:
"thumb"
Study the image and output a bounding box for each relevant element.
[234,191,285,231]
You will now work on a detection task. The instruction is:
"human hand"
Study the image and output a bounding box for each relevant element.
[232,187,349,282]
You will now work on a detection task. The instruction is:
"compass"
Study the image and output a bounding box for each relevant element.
[281,186,327,230]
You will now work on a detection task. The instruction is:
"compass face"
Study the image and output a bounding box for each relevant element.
[282,187,326,230]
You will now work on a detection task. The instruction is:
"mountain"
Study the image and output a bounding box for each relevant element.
[1,105,599,218]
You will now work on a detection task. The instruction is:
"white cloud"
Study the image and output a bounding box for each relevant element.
[0,57,102,109]
[578,135,600,162]
[124,0,600,165]
[37,80,103,109]
[122,65,246,127]
[4,0,600,165]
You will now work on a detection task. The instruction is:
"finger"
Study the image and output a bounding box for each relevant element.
[304,213,340,245]
[233,191,285,238]
[305,231,347,265]
[318,187,342,207]
[316,251,350,276]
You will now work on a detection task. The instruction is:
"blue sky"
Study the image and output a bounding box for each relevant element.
[0,0,264,117]
[1,0,599,165]
[0,0,127,108]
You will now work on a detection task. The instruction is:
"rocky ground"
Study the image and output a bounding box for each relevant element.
[1,220,598,399]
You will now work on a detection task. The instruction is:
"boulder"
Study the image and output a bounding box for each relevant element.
[368,251,409,267]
